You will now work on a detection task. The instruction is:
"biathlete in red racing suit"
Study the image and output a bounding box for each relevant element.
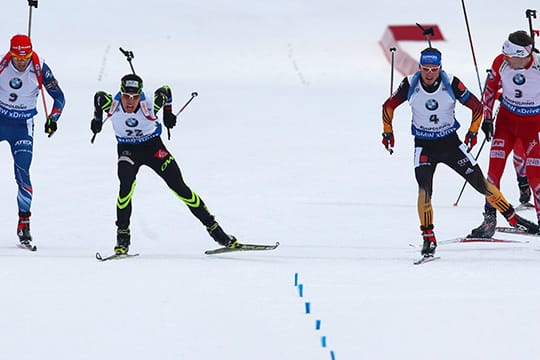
[469,30,540,237]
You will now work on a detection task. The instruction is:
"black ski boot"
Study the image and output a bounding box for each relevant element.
[468,207,496,238]
[420,225,437,257]
[207,222,238,248]
[500,207,539,233]
[114,228,131,255]
[518,176,531,204]
[514,215,540,234]
[17,211,32,246]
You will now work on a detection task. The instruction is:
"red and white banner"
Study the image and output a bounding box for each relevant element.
[379,24,445,76]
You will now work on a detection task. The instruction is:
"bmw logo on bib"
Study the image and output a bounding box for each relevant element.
[513,73,526,86]
[425,98,439,111]
[126,117,139,127]
[9,77,23,89]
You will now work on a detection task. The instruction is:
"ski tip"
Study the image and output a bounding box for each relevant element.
[413,256,440,265]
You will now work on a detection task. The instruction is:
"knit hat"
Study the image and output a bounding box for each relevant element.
[10,34,33,59]
[120,74,143,94]
[420,50,441,66]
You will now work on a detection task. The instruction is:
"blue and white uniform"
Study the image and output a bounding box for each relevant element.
[0,56,65,213]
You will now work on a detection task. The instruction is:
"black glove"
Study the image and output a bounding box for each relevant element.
[464,131,478,150]
[91,118,103,134]
[44,117,57,137]
[45,109,61,137]
[481,118,493,141]
[381,132,394,154]
[163,105,177,129]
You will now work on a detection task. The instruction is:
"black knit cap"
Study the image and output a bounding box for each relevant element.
[120,74,143,94]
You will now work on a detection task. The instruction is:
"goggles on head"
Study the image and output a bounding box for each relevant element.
[11,51,32,60]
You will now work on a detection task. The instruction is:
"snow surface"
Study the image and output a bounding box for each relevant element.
[1,1,540,359]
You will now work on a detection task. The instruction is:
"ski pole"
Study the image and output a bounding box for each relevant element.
[91,116,112,144]
[119,47,136,75]
[168,92,198,140]
[93,48,136,144]
[453,138,487,206]
[175,92,198,117]
[460,0,483,95]
[384,48,396,155]
[27,0,38,37]
[526,9,537,51]
[389,47,396,96]
[453,2,489,206]
[453,70,492,206]
[26,0,51,136]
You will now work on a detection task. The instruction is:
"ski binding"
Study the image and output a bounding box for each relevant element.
[18,242,37,251]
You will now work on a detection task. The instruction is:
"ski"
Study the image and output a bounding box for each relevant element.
[413,256,440,265]
[409,236,529,248]
[495,227,539,237]
[205,241,280,255]
[515,202,534,211]
[95,252,140,261]
[17,242,37,251]
[442,237,529,244]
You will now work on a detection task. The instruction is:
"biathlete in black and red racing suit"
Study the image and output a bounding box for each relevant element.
[381,47,537,258]
[91,74,237,255]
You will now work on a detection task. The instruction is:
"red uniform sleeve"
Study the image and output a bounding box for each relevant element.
[482,54,504,120]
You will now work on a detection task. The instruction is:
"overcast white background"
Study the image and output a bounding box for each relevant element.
[1,1,540,359]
